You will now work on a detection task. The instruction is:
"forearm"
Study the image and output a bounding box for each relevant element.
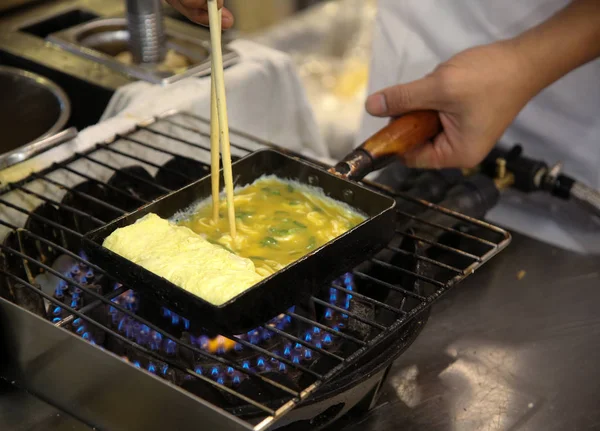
[509,0,600,96]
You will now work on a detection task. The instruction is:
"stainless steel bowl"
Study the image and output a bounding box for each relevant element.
[0,66,71,153]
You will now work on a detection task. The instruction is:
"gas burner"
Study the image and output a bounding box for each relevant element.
[104,273,356,388]
[1,161,414,404]
[0,113,509,431]
[0,162,375,395]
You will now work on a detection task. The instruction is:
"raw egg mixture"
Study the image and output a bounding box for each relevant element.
[177,176,367,277]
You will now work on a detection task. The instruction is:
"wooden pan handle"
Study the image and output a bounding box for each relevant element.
[363,110,442,164]
[330,110,442,181]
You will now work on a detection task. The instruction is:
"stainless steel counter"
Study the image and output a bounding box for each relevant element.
[1,230,599,430]
[335,230,600,431]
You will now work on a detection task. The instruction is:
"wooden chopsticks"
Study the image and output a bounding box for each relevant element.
[208,0,236,238]
[209,8,221,223]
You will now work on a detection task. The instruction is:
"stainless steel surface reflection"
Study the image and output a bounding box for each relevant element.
[0,379,90,431]
[336,231,600,431]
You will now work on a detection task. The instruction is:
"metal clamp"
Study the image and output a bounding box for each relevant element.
[542,161,600,220]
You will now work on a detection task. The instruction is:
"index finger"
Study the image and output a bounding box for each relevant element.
[166,0,233,28]
[176,0,224,10]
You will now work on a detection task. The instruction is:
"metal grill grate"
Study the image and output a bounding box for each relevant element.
[0,111,510,430]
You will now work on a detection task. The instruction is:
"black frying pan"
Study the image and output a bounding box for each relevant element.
[83,112,442,334]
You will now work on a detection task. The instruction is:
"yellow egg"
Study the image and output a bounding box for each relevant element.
[178,176,366,270]
[102,214,263,305]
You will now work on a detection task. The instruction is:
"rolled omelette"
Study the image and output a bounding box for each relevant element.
[102,214,264,305]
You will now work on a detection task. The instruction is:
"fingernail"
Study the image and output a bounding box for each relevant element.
[365,94,387,115]
[222,15,233,26]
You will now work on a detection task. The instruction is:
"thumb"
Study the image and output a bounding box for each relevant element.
[365,76,439,117]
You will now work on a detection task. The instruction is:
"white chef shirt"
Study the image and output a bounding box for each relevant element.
[358,0,600,254]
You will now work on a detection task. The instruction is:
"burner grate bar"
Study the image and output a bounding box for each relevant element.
[255,392,316,431]
[286,311,367,346]
[177,112,276,149]
[14,185,106,226]
[31,173,127,216]
[55,284,129,328]
[148,121,253,154]
[395,192,508,236]
[352,270,426,300]
[0,223,117,285]
[140,126,212,155]
[395,230,483,261]
[331,283,405,315]
[395,209,498,247]
[311,297,387,331]
[187,367,279,415]
[97,144,195,183]
[370,258,446,288]
[231,335,323,379]
[116,134,205,162]
[262,326,345,362]
[385,245,464,274]
[79,154,172,194]
[53,165,148,205]
[0,197,80,240]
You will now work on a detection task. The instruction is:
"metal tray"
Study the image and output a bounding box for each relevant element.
[47,17,239,85]
[83,149,397,334]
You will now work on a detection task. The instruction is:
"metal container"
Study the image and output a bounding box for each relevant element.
[47,17,239,85]
[0,66,71,161]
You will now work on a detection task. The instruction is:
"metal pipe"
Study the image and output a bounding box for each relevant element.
[126,0,166,64]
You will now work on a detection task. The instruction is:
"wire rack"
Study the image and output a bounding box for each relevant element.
[0,111,511,431]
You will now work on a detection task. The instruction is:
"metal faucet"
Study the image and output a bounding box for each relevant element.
[126,0,166,64]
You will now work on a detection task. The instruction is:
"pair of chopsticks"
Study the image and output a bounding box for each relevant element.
[208,0,236,238]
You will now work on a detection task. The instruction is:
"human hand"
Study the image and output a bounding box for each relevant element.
[365,41,537,169]
[165,0,234,29]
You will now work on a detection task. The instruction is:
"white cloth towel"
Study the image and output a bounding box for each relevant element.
[100,39,329,162]
[0,40,331,187]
